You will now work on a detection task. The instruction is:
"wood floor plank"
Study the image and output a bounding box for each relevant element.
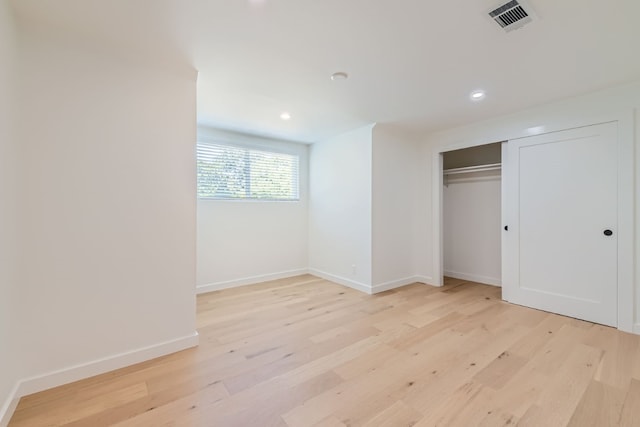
[222,325,380,394]
[474,350,528,390]
[594,330,639,390]
[9,275,640,427]
[412,380,487,426]
[312,416,347,427]
[403,319,529,417]
[361,400,422,427]
[332,344,401,381]
[619,379,640,427]
[566,379,625,427]
[10,382,149,427]
[517,344,603,426]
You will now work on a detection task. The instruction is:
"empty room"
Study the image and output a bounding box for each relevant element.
[2,0,640,426]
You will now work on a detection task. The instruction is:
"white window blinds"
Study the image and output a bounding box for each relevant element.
[197,142,300,200]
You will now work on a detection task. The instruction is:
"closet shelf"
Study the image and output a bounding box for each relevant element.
[443,163,502,176]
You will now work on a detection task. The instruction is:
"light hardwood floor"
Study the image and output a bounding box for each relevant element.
[9,275,640,426]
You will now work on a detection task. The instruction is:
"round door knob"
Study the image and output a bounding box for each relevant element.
[603,229,613,236]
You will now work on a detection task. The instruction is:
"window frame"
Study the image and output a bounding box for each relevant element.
[197,140,301,202]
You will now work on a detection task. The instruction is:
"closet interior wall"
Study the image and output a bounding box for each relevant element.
[443,143,502,286]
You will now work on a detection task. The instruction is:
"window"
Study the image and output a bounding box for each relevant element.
[197,142,299,200]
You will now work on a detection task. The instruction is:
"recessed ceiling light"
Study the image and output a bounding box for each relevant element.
[470,90,486,101]
[280,112,291,120]
[526,125,545,135]
[331,72,349,81]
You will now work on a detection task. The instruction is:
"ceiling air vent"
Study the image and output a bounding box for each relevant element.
[489,0,534,32]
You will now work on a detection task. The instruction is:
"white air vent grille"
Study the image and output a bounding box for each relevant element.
[489,0,534,32]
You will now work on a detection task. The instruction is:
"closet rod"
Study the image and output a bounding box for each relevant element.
[443,163,502,176]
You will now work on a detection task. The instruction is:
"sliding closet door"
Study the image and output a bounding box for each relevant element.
[503,122,618,326]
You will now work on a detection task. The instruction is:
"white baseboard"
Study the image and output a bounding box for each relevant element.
[633,323,640,335]
[444,270,501,287]
[196,269,309,295]
[308,269,372,295]
[414,276,436,286]
[371,276,435,294]
[0,383,20,427]
[0,332,198,426]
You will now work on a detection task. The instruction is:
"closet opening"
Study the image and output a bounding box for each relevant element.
[441,142,504,290]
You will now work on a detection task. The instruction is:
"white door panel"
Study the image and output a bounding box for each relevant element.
[505,122,618,326]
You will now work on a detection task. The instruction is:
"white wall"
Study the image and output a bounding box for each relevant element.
[371,124,430,290]
[0,0,20,423]
[443,170,501,286]
[421,80,640,332]
[309,125,373,292]
[10,20,198,401]
[196,127,309,292]
[413,141,432,282]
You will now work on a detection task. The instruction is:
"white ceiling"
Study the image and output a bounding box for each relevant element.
[12,0,640,143]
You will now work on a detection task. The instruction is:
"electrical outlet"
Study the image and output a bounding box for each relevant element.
[351,264,356,275]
